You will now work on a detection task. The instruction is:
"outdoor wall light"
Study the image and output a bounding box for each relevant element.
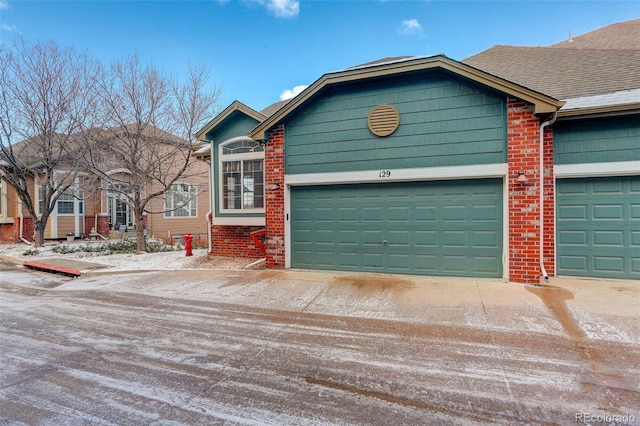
[516,170,528,183]
[267,182,281,191]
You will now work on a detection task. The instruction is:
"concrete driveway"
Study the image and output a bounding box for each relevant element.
[1,262,638,425]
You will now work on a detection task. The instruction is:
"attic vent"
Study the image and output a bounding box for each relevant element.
[368,104,400,137]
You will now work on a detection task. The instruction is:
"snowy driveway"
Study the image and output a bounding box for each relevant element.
[1,262,638,425]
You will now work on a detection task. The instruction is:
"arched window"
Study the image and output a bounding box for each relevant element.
[220,138,264,211]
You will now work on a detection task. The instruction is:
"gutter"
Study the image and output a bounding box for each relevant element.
[208,138,214,255]
[539,112,557,283]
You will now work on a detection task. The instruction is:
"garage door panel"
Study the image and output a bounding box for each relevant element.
[442,255,468,273]
[558,205,588,220]
[291,179,503,277]
[472,230,500,248]
[414,231,438,247]
[443,230,467,247]
[558,230,587,245]
[443,205,466,221]
[557,176,639,279]
[474,256,502,274]
[593,256,625,273]
[388,230,411,246]
[593,204,624,220]
[593,230,624,246]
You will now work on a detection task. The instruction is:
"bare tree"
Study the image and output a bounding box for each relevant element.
[91,56,221,252]
[0,39,100,247]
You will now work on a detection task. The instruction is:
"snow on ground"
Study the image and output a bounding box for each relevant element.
[0,241,262,272]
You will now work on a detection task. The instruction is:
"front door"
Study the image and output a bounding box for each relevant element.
[108,196,133,229]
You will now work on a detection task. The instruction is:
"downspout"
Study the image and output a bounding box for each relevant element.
[208,138,214,255]
[539,112,558,283]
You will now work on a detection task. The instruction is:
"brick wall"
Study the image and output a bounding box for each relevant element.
[97,215,110,236]
[264,124,286,269]
[210,225,264,258]
[0,223,16,242]
[507,98,555,283]
[14,216,35,242]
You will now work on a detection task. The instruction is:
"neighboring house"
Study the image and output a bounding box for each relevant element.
[197,19,640,283]
[1,125,209,242]
[0,179,19,242]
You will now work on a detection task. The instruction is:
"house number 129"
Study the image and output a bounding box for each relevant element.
[379,170,391,178]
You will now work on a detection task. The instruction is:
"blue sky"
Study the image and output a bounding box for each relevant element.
[1,0,638,112]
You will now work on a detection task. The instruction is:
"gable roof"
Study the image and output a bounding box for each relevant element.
[249,55,564,141]
[194,100,266,140]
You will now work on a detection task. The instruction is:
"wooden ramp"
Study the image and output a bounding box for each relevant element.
[23,261,81,278]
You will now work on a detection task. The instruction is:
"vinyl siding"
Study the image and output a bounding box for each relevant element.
[285,73,507,174]
[554,115,640,165]
[207,113,261,144]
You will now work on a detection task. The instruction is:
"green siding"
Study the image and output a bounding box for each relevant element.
[556,176,640,279]
[207,112,261,144]
[291,179,503,277]
[285,73,507,174]
[554,115,640,165]
[207,112,264,218]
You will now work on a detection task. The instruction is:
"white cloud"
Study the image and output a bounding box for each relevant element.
[280,84,307,100]
[398,18,423,36]
[2,23,16,32]
[266,0,299,18]
[0,1,9,9]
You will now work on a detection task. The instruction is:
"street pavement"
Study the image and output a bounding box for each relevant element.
[0,258,638,425]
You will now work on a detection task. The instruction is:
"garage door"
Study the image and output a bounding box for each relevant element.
[291,179,503,277]
[556,176,640,279]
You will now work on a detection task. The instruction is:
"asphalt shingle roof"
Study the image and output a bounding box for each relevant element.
[463,46,640,100]
[552,19,640,50]
[463,19,640,100]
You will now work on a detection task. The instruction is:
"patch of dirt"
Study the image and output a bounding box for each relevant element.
[186,255,266,270]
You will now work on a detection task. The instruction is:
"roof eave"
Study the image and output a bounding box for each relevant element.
[249,56,564,140]
[557,102,640,120]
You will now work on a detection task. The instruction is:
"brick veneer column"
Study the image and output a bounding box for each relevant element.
[265,124,286,269]
[541,122,556,278]
[15,216,35,242]
[507,98,555,283]
[97,214,110,235]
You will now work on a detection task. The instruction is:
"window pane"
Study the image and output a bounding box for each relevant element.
[165,183,197,217]
[223,161,241,209]
[222,139,264,155]
[57,190,74,214]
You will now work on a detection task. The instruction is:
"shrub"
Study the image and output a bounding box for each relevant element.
[22,248,39,256]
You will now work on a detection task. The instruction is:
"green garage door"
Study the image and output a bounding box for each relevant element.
[557,176,640,279]
[291,179,503,277]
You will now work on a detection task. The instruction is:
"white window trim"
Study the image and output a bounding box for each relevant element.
[218,138,265,213]
[165,183,198,218]
[0,179,10,223]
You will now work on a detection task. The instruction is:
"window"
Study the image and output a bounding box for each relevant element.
[165,183,197,217]
[57,189,75,214]
[220,139,264,211]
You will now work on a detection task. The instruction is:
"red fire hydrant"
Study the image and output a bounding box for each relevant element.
[184,233,193,257]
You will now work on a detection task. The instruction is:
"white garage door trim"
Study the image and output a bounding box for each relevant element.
[284,164,509,278]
